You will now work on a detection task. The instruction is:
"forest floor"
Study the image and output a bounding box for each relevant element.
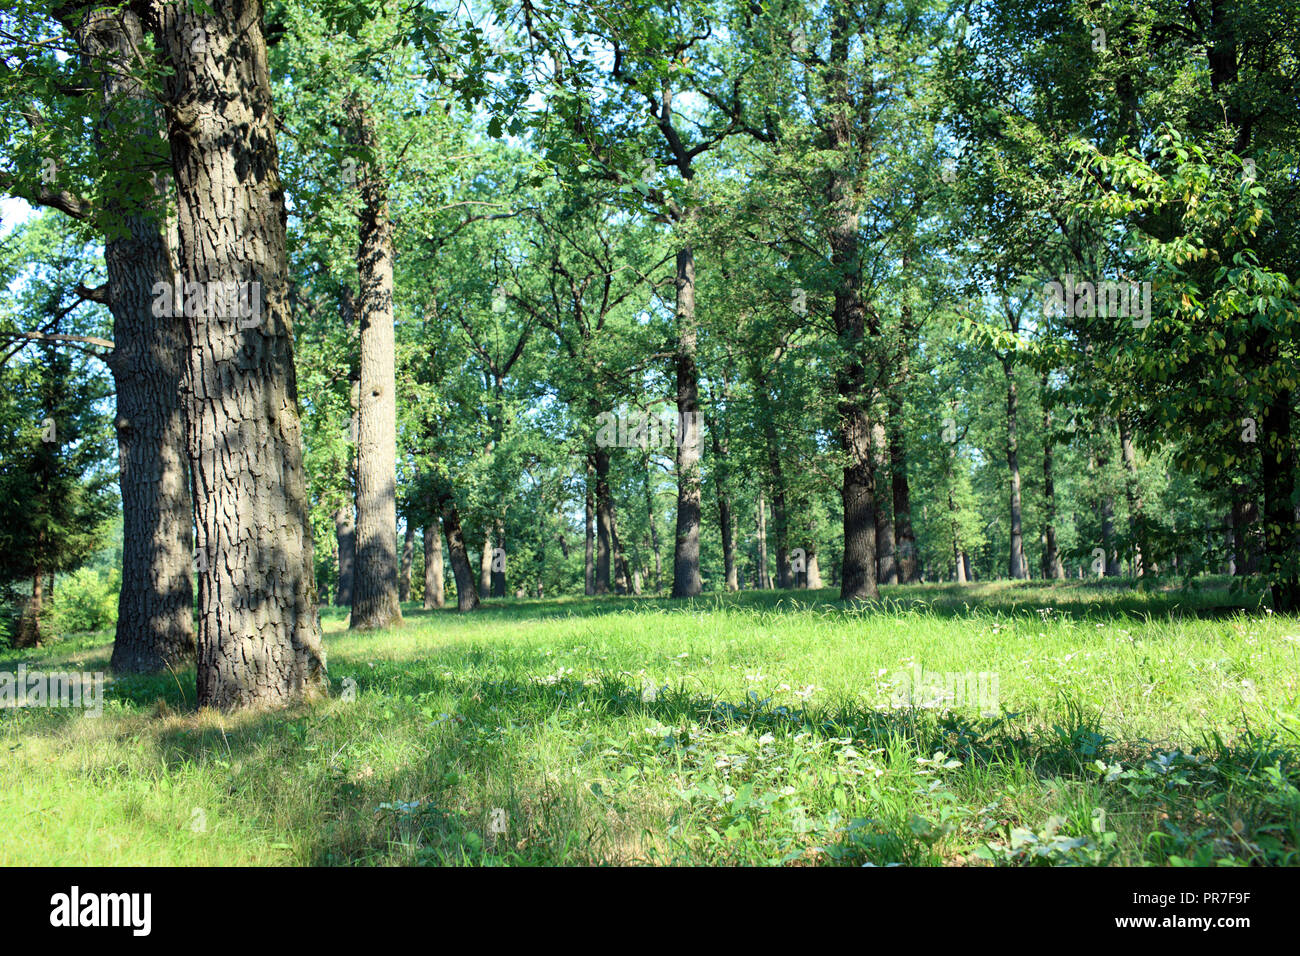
[2,578,1298,865]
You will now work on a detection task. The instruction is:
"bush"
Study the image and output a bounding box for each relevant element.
[44,566,119,638]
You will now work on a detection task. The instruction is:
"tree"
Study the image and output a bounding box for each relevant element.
[142,0,326,707]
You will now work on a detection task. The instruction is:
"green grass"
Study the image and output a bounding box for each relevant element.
[3,578,1299,866]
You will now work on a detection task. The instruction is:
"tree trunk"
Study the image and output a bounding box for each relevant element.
[149,0,325,708]
[441,501,480,612]
[584,466,595,595]
[423,521,444,609]
[398,519,414,603]
[1118,416,1146,577]
[1260,390,1300,611]
[671,246,703,598]
[825,11,878,602]
[1231,487,1260,575]
[334,504,355,605]
[479,533,493,596]
[889,420,918,584]
[14,568,43,649]
[710,412,738,591]
[643,452,662,592]
[490,517,506,598]
[1101,494,1120,577]
[611,506,631,594]
[872,420,897,585]
[806,548,824,589]
[594,449,613,594]
[347,95,401,630]
[754,361,791,588]
[756,490,770,589]
[1040,380,1065,579]
[65,5,195,673]
[1004,361,1027,580]
[336,372,359,605]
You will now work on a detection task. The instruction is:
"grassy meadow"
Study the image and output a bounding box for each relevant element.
[2,578,1299,866]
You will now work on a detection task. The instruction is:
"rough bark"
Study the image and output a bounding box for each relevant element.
[671,246,703,598]
[148,0,324,707]
[825,10,878,602]
[346,95,401,630]
[423,520,444,609]
[63,5,194,673]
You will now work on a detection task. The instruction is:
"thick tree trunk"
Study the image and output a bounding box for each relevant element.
[398,519,414,603]
[671,246,703,598]
[756,490,770,588]
[825,12,878,602]
[149,0,325,708]
[66,5,194,673]
[347,95,401,630]
[1004,361,1027,580]
[423,521,444,609]
[334,505,355,605]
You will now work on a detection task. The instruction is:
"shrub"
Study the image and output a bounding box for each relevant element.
[44,566,119,638]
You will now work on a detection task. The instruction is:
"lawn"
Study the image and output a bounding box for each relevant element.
[2,579,1299,866]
